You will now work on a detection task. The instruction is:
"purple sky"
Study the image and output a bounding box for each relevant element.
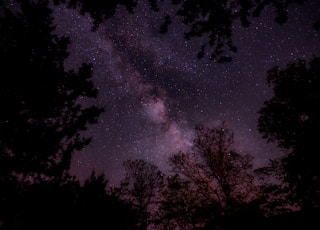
[52,0,320,186]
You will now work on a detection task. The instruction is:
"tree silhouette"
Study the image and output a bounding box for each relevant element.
[0,0,103,181]
[258,57,320,210]
[0,1,141,229]
[0,176,79,230]
[194,124,257,213]
[54,0,307,62]
[0,172,137,230]
[118,159,165,230]
[254,159,295,216]
[53,0,139,31]
[167,123,258,228]
[157,173,207,230]
[75,171,137,230]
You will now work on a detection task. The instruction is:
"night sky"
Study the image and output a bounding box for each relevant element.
[52,0,320,186]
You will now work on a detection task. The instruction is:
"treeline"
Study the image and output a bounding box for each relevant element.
[1,0,319,229]
[1,124,319,229]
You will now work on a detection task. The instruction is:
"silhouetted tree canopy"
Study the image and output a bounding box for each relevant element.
[52,0,138,30]
[54,0,307,62]
[166,123,259,228]
[258,56,320,210]
[119,159,165,230]
[157,173,201,230]
[75,171,138,230]
[160,0,308,62]
[0,0,104,181]
[0,2,141,229]
[0,172,137,230]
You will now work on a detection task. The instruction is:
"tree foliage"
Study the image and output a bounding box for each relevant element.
[52,0,139,30]
[258,57,320,210]
[0,1,138,229]
[193,124,256,208]
[160,0,309,62]
[54,0,307,62]
[165,123,258,228]
[0,0,104,181]
[158,172,219,230]
[0,172,137,230]
[119,159,165,230]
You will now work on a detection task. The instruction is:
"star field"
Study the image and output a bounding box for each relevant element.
[52,0,320,185]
